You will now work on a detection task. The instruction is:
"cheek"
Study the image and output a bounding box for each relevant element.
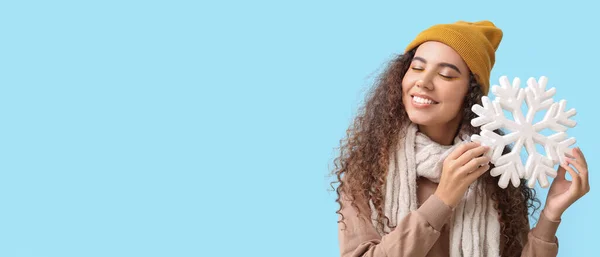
[401,74,415,93]
[440,87,468,111]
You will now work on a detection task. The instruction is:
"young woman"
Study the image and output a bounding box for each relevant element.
[332,20,590,257]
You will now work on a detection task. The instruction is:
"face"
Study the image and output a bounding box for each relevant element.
[402,41,471,129]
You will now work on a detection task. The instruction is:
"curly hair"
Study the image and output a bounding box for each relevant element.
[331,49,541,256]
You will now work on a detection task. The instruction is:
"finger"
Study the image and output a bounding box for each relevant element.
[561,162,582,193]
[574,149,591,192]
[447,142,479,160]
[575,147,588,168]
[455,145,490,166]
[466,164,490,181]
[567,157,586,175]
[463,156,491,173]
[567,158,589,192]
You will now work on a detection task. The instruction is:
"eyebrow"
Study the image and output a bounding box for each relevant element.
[412,56,462,74]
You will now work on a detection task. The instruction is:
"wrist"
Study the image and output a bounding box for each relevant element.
[434,190,458,208]
[542,208,562,222]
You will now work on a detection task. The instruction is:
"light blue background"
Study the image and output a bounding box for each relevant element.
[1,1,598,256]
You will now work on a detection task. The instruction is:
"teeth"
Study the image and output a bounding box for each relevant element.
[413,96,435,104]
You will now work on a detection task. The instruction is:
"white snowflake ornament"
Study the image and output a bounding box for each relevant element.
[470,76,577,189]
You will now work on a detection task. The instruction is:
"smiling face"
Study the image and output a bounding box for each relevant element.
[401,41,471,130]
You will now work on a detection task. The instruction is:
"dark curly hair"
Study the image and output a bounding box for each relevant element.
[331,49,541,256]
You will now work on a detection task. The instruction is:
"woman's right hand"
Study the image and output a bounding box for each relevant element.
[434,142,491,208]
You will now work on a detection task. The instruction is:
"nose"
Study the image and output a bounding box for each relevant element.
[415,78,433,90]
[414,70,434,90]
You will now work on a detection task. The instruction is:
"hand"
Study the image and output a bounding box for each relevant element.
[434,142,490,208]
[543,147,590,221]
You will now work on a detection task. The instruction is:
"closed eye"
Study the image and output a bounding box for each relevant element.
[439,73,457,80]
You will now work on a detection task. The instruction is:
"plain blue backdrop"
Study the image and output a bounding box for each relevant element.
[1,0,598,256]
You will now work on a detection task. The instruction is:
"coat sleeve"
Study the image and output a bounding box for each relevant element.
[520,211,561,257]
[338,193,452,257]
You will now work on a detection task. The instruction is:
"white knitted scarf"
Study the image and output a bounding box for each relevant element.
[371,122,501,257]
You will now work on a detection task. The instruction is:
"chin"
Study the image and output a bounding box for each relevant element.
[406,113,435,126]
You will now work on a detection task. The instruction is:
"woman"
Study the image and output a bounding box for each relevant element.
[332,20,590,257]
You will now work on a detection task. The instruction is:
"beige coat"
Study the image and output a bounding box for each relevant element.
[338,178,560,257]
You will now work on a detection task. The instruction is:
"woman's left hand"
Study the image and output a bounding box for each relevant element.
[543,147,590,221]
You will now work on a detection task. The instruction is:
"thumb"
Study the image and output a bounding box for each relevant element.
[556,164,567,181]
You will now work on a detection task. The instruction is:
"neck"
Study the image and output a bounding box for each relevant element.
[417,122,461,146]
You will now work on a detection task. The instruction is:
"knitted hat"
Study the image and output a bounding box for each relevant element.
[404,20,503,95]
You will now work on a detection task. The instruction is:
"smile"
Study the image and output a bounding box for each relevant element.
[411,95,439,107]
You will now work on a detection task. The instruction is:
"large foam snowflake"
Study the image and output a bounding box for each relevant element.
[470,76,577,189]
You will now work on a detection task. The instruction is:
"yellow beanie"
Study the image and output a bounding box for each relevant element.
[404,20,503,95]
